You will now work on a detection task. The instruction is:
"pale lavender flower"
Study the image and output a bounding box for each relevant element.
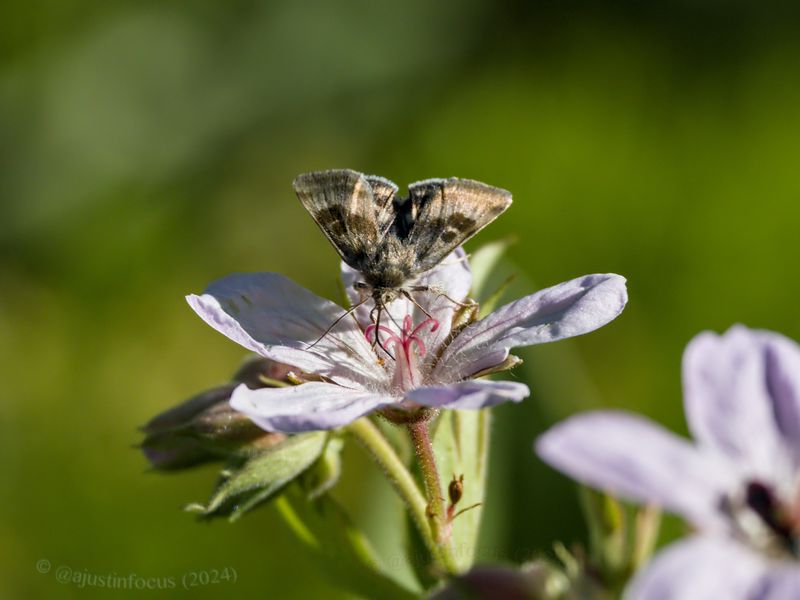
[187,249,627,433]
[536,325,800,599]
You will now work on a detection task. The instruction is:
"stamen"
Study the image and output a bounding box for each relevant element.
[366,315,440,365]
[364,324,402,348]
[411,318,440,337]
[406,318,439,358]
[402,315,413,335]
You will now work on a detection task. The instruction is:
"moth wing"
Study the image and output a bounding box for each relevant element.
[406,178,512,272]
[293,170,396,267]
[363,175,399,238]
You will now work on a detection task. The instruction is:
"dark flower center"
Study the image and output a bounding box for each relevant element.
[722,480,800,559]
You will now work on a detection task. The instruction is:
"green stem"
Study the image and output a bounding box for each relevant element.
[407,420,459,574]
[274,489,418,600]
[345,418,445,569]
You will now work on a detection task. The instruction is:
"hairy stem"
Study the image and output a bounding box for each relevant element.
[346,418,451,572]
[407,419,459,574]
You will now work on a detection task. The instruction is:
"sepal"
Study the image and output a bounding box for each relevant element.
[188,431,328,521]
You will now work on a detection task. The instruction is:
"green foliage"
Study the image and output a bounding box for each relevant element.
[190,432,328,521]
[274,487,418,600]
[4,1,800,597]
[430,410,491,572]
[543,489,663,598]
[302,436,345,501]
[469,238,515,301]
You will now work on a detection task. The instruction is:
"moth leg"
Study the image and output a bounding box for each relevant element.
[411,284,471,309]
[401,288,433,319]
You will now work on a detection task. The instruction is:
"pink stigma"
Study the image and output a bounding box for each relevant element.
[365,315,440,359]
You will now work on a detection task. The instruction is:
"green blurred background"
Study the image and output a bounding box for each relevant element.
[2,0,799,597]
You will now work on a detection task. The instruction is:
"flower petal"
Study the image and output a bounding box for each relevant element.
[406,380,530,410]
[229,382,391,433]
[187,273,385,388]
[683,326,792,479]
[436,274,627,380]
[624,537,768,600]
[412,246,472,348]
[754,567,800,600]
[535,411,733,528]
[760,330,800,463]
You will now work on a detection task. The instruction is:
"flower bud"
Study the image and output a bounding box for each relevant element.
[140,356,290,470]
[428,563,563,600]
[448,474,464,506]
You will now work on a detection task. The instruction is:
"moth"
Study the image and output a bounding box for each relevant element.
[293,169,512,347]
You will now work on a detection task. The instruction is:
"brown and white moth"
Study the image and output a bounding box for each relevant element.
[293,169,512,345]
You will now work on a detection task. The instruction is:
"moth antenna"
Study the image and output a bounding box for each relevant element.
[307,296,368,349]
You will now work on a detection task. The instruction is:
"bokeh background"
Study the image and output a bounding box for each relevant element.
[3,0,800,597]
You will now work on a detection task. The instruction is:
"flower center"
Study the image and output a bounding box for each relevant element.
[365,315,439,392]
[722,480,800,560]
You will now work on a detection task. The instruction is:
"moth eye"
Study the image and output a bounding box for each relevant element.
[354,282,370,290]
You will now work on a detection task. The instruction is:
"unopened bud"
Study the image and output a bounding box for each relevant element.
[448,474,464,506]
[428,563,563,600]
[232,355,294,388]
[140,356,291,470]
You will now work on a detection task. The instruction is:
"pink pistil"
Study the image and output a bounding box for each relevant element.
[365,315,440,391]
[365,315,440,359]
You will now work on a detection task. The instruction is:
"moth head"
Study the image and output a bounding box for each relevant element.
[372,287,400,307]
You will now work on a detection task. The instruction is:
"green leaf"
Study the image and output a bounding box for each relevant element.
[576,487,662,595]
[196,431,328,520]
[579,486,626,571]
[469,237,515,301]
[275,486,419,600]
[430,409,491,571]
[478,273,517,318]
[404,507,437,590]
